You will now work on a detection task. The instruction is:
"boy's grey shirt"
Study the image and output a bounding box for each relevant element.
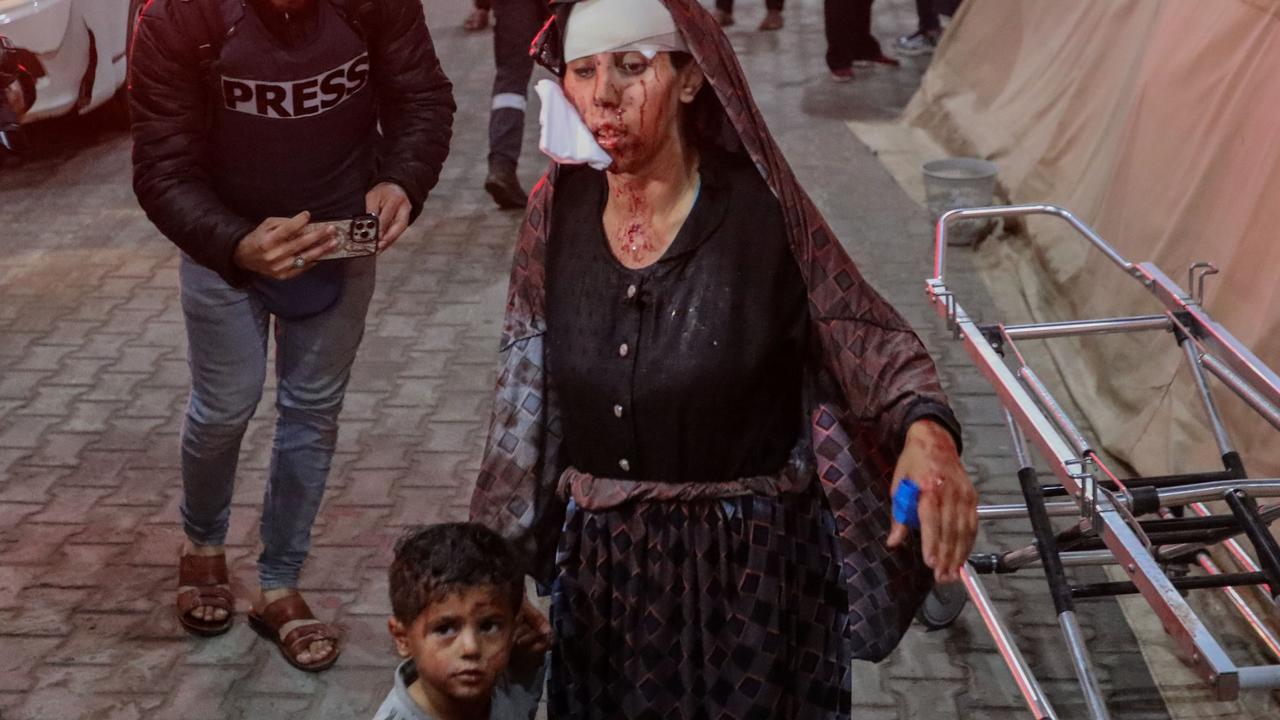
[373,658,543,720]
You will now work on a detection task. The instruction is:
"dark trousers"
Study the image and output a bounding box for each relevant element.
[824,0,883,71]
[916,0,961,33]
[915,0,940,32]
[488,0,549,169]
[716,0,785,12]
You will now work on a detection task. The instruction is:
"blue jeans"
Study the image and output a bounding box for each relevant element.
[178,253,375,590]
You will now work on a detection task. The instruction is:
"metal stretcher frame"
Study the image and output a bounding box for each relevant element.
[925,204,1280,720]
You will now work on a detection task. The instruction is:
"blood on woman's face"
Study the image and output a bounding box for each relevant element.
[563,52,698,175]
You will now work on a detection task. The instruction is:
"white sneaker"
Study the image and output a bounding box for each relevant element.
[894,31,939,56]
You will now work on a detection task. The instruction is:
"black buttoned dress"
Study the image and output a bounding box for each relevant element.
[543,152,852,719]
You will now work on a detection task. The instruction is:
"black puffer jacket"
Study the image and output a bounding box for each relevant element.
[129,0,455,286]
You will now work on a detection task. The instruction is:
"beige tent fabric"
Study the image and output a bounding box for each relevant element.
[904,0,1280,479]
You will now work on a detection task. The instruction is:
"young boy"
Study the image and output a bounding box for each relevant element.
[375,523,546,720]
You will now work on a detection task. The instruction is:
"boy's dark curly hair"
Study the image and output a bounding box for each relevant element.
[389,523,524,625]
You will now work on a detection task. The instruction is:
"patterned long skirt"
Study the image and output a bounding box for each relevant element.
[548,489,852,719]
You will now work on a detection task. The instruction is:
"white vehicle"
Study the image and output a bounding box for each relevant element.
[0,0,142,123]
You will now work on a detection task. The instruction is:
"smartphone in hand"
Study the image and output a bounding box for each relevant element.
[308,213,381,261]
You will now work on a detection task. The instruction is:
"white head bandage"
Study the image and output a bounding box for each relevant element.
[563,0,689,63]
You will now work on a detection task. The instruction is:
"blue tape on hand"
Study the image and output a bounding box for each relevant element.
[893,477,921,530]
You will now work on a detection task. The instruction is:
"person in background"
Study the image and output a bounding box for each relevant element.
[2,80,27,119]
[463,0,491,32]
[1,34,36,124]
[483,0,552,209]
[2,69,34,122]
[713,0,784,31]
[826,0,900,83]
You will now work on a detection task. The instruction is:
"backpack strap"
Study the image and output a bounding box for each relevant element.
[332,0,380,43]
[170,0,244,129]
[175,0,239,79]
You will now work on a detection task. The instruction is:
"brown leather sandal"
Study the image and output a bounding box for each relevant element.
[176,551,235,637]
[248,594,342,673]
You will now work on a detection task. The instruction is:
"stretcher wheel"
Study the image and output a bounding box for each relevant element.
[917,581,968,630]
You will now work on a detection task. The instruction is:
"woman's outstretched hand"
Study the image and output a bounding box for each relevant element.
[887,419,978,584]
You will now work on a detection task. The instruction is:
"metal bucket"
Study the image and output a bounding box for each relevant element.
[923,158,998,246]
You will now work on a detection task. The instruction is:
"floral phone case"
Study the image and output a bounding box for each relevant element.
[310,213,380,261]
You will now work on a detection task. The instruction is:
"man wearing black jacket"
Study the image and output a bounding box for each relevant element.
[130,0,454,671]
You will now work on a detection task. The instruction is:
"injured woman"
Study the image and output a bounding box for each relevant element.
[469,0,979,717]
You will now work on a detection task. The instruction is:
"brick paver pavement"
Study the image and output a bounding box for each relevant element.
[0,1,1178,718]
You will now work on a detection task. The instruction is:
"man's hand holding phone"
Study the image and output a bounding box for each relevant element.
[233,211,340,279]
[365,182,411,251]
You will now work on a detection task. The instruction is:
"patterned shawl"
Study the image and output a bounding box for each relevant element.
[469,0,960,661]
